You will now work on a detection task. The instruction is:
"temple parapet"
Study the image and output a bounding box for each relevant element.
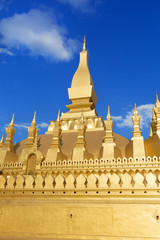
[1,156,160,175]
[0,169,160,196]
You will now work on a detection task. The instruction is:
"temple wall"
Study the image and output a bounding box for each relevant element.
[1,158,160,240]
[0,170,160,239]
[0,198,160,239]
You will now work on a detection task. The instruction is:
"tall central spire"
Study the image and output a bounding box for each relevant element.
[62,37,97,119]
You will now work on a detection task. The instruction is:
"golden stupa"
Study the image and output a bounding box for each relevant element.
[0,37,160,240]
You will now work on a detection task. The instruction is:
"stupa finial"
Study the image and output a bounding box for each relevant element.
[150,107,157,137]
[107,106,111,120]
[83,35,86,51]
[57,109,60,122]
[10,114,15,126]
[156,93,159,104]
[103,105,114,145]
[133,103,138,115]
[132,103,142,137]
[32,111,36,126]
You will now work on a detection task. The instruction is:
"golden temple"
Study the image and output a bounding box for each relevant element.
[0,38,160,240]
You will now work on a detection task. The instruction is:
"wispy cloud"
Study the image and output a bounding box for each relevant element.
[5,123,29,129]
[57,0,103,13]
[111,116,123,121]
[5,122,49,130]
[14,124,29,129]
[113,104,154,128]
[0,9,79,61]
[37,122,49,128]
[0,47,14,56]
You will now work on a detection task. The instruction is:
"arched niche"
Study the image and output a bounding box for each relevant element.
[74,120,79,130]
[26,153,37,175]
[86,119,95,129]
[61,120,68,130]
[69,121,75,130]
[96,118,103,128]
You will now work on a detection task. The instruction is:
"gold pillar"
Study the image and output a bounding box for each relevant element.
[24,111,38,148]
[131,104,145,159]
[4,114,16,152]
[150,107,156,137]
[72,112,87,161]
[155,94,160,137]
[45,110,66,162]
[103,106,116,160]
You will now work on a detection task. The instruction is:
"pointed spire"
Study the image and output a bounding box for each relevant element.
[5,114,16,151]
[83,35,86,51]
[155,93,160,137]
[107,106,111,120]
[150,107,157,136]
[156,93,159,103]
[56,109,60,122]
[133,103,138,115]
[132,103,141,137]
[10,113,15,126]
[32,111,36,126]
[0,134,4,143]
[156,93,160,108]
[103,105,114,143]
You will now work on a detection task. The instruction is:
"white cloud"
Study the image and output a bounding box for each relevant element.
[5,122,49,130]
[0,9,79,61]
[111,116,123,121]
[0,47,14,55]
[58,0,91,9]
[116,104,154,128]
[57,0,102,12]
[37,122,49,128]
[14,124,29,129]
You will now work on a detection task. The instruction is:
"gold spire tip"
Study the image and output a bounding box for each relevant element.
[133,103,138,115]
[33,110,36,119]
[32,111,36,125]
[10,113,15,125]
[57,109,60,121]
[156,93,159,103]
[107,105,111,119]
[83,35,86,51]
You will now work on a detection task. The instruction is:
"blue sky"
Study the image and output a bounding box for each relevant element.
[0,0,160,142]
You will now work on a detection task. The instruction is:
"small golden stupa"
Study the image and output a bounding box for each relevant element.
[0,37,160,240]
